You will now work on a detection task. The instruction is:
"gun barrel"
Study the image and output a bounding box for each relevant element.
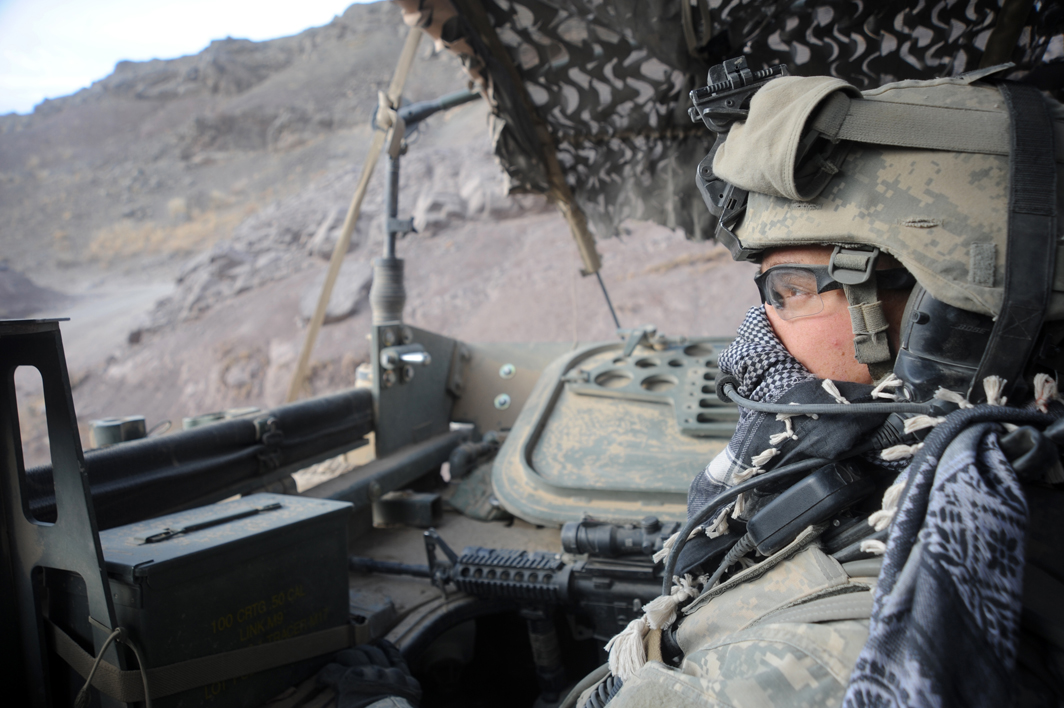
[444,545,663,640]
[25,388,374,529]
[350,556,433,578]
[398,89,481,126]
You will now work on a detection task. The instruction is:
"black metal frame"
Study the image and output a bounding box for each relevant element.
[0,319,126,707]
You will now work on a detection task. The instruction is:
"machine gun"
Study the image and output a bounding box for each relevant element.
[422,530,663,631]
[351,520,680,638]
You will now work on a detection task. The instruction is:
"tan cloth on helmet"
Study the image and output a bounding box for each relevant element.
[712,76,860,202]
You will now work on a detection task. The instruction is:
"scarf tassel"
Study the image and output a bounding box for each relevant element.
[605,576,704,680]
[605,617,647,680]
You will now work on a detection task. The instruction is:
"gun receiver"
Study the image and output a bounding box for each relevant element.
[689,56,788,133]
[422,529,662,640]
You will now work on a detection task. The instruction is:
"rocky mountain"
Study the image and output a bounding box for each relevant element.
[3,1,758,470]
[0,1,469,284]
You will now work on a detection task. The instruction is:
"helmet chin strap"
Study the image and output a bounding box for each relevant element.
[828,246,894,381]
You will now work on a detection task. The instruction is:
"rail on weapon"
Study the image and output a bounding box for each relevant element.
[349,518,682,640]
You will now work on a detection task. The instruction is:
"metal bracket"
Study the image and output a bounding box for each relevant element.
[0,319,127,706]
[618,324,658,358]
[828,246,880,285]
[567,336,740,438]
[423,528,458,593]
[387,217,415,237]
[380,344,432,371]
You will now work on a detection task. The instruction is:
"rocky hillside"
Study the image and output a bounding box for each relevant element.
[4,1,758,470]
[0,1,468,285]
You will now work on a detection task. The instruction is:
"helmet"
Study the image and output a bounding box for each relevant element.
[694,65,1064,403]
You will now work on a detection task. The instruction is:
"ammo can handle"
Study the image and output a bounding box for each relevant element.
[136,502,282,544]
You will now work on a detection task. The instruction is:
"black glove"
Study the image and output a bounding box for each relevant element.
[318,640,422,708]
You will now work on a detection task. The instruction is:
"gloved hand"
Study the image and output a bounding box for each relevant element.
[318,640,422,708]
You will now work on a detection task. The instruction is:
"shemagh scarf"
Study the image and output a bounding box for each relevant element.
[688,306,898,520]
[843,417,1034,708]
[688,307,1036,708]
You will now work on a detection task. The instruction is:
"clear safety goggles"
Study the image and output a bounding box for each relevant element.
[754,264,914,320]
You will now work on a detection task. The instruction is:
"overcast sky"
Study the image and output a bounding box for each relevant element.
[0,0,376,115]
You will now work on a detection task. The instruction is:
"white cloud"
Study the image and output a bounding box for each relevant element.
[0,0,377,114]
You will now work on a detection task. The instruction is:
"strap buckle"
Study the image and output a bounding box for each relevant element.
[828,246,880,285]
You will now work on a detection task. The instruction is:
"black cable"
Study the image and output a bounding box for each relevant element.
[671,406,1055,594]
[581,672,624,708]
[719,379,936,416]
[662,456,830,595]
[703,532,757,590]
[666,383,942,595]
[831,527,888,563]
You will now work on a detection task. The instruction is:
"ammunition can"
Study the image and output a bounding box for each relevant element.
[48,493,352,708]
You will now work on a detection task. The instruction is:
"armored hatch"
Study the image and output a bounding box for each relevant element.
[493,333,738,526]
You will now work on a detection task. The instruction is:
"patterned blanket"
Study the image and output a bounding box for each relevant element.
[844,414,1042,707]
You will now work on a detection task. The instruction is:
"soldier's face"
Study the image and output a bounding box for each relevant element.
[760,246,909,384]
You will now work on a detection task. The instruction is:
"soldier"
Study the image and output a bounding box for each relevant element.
[323,67,1064,708]
[577,67,1064,707]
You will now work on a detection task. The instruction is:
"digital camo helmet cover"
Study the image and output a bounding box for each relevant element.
[709,69,1064,321]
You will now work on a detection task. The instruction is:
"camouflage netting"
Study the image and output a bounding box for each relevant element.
[480,0,718,241]
[734,0,1064,89]
[399,0,1064,241]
